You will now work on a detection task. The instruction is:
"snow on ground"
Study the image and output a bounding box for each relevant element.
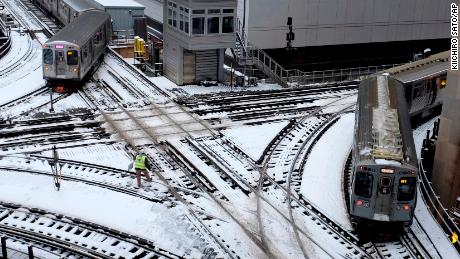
[0,32,45,106]
[149,76,283,97]
[0,170,216,258]
[414,193,460,258]
[413,116,439,158]
[300,113,354,230]
[221,120,290,161]
[40,144,132,170]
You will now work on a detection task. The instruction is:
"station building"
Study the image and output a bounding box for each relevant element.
[162,0,236,85]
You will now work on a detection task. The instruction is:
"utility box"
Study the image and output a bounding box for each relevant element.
[93,0,145,34]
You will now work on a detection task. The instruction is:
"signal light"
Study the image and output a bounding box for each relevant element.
[402,204,410,211]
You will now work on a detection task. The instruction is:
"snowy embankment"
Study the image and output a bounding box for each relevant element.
[300,113,354,230]
[0,32,45,106]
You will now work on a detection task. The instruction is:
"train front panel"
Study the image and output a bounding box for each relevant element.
[350,163,417,225]
[43,42,80,81]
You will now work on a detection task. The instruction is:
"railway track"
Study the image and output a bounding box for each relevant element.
[79,84,265,258]
[0,201,182,258]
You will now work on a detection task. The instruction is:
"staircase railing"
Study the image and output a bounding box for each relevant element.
[234,19,400,87]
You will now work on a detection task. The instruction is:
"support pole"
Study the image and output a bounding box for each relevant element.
[1,236,7,259]
[28,246,34,259]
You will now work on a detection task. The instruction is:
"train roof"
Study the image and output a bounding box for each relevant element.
[63,0,101,12]
[385,51,449,83]
[45,11,110,47]
[354,75,417,168]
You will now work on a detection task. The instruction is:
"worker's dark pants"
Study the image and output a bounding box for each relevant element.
[135,169,152,187]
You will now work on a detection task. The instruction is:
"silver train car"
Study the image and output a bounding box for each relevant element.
[32,0,100,25]
[386,51,448,120]
[43,10,111,84]
[350,75,418,227]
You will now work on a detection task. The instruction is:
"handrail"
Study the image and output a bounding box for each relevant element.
[418,159,460,252]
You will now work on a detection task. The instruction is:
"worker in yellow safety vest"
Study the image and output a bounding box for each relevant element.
[134,152,152,188]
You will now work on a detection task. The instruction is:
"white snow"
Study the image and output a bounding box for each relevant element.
[0,170,215,258]
[374,159,402,166]
[222,120,289,161]
[300,113,355,230]
[0,32,45,106]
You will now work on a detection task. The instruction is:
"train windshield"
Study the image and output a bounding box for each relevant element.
[355,172,373,198]
[43,49,53,64]
[397,177,416,201]
[67,50,78,65]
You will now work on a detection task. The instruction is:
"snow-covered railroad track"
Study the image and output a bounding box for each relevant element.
[0,34,36,78]
[0,87,48,115]
[19,0,60,35]
[185,83,357,122]
[0,202,182,258]
[2,0,52,41]
[88,86,270,257]
[251,104,364,258]
[104,49,171,99]
[0,114,107,153]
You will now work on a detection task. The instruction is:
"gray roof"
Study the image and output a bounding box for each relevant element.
[392,61,448,83]
[94,0,144,8]
[46,11,110,46]
[64,0,101,12]
[133,0,163,21]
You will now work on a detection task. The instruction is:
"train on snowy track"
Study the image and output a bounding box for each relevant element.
[42,10,111,86]
[350,74,419,231]
[32,0,100,26]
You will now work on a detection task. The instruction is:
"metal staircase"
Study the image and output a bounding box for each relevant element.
[233,20,400,87]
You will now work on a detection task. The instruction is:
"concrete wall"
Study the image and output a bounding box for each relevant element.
[432,69,460,209]
[239,0,450,49]
[106,7,144,31]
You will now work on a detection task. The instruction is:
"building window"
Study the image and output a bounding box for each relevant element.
[179,6,190,34]
[192,17,205,34]
[223,9,234,14]
[172,4,178,27]
[192,9,205,15]
[207,17,219,34]
[208,9,220,14]
[222,16,234,33]
[184,8,190,33]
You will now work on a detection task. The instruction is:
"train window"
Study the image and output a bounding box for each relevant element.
[354,172,373,198]
[43,49,53,64]
[397,177,416,201]
[67,50,78,65]
[379,176,392,194]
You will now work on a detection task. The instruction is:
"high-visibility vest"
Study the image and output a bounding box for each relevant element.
[134,155,147,169]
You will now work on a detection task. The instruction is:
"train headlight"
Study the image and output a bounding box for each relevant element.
[44,66,49,71]
[402,204,410,211]
[73,68,78,72]
[356,199,369,207]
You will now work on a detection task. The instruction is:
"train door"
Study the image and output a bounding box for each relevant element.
[55,50,66,76]
[373,175,393,220]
